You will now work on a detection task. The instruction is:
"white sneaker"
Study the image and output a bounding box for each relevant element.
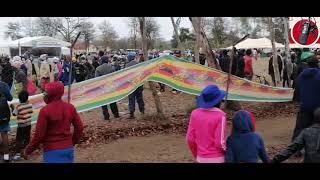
[3,154,10,162]
[13,154,21,161]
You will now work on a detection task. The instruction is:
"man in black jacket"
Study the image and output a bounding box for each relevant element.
[0,57,15,89]
[236,49,245,78]
[268,53,283,87]
[272,108,320,163]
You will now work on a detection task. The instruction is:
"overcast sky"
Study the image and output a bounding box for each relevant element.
[0,17,193,43]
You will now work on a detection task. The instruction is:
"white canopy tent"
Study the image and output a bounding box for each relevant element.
[289,43,320,49]
[8,36,71,48]
[225,37,285,49]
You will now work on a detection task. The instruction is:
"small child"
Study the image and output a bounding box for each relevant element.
[225,110,269,163]
[272,107,320,163]
[10,90,33,161]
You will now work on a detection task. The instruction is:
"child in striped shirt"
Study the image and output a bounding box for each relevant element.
[10,90,33,161]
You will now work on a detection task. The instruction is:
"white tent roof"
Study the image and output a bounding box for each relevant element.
[7,36,71,48]
[289,43,320,49]
[226,37,285,49]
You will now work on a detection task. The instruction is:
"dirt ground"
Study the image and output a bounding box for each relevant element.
[21,113,298,163]
[2,58,301,163]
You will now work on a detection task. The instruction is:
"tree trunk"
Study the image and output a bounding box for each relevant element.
[189,17,220,69]
[170,17,184,58]
[191,17,200,64]
[268,17,281,87]
[282,17,292,87]
[138,17,165,120]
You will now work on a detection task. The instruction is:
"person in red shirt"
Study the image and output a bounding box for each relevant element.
[25,82,84,163]
[244,49,254,80]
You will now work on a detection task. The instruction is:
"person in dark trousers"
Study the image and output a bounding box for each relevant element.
[272,108,320,163]
[199,53,206,66]
[92,56,100,70]
[10,90,33,161]
[95,57,120,120]
[292,60,320,156]
[84,57,95,80]
[230,47,238,75]
[218,50,231,73]
[0,57,15,89]
[74,56,88,83]
[268,53,283,86]
[236,49,245,78]
[125,55,145,119]
[225,111,269,163]
[0,80,13,162]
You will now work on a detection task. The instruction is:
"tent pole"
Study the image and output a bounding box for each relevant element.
[18,41,21,56]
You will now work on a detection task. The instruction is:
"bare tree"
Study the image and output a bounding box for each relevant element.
[4,22,23,40]
[36,17,85,43]
[138,17,165,120]
[282,17,292,87]
[34,17,58,37]
[81,21,95,53]
[191,17,201,64]
[268,17,281,87]
[190,17,220,69]
[127,17,139,49]
[145,17,160,50]
[21,18,39,37]
[170,17,183,49]
[114,38,130,49]
[98,20,118,49]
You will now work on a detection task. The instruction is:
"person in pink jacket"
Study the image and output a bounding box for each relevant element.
[186,85,227,163]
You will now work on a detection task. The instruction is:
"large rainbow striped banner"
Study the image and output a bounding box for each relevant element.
[9,55,293,128]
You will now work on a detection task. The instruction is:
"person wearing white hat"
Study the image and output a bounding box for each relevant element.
[39,55,51,91]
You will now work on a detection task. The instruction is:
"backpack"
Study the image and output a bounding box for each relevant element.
[0,91,11,122]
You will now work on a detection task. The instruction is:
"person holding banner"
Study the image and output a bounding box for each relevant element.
[95,56,120,121]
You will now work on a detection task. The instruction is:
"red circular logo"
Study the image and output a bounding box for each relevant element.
[291,19,319,46]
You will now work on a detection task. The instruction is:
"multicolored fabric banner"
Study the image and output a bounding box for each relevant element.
[9,55,293,128]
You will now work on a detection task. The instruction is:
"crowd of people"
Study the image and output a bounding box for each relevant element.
[0,48,175,162]
[0,47,320,163]
[186,50,320,163]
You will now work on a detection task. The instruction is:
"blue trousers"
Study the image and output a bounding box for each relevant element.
[43,147,74,163]
[128,86,144,113]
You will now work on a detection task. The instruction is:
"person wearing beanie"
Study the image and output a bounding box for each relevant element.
[25,82,84,163]
[95,56,120,121]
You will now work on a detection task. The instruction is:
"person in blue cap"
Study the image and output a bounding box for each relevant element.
[186,85,227,163]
